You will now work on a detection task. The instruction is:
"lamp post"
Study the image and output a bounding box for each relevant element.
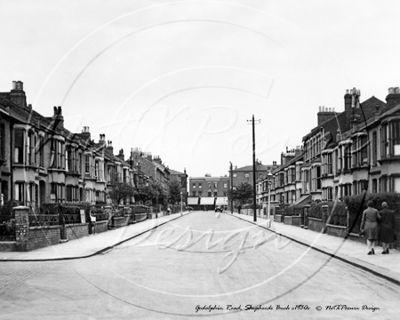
[180,191,183,216]
[267,171,273,227]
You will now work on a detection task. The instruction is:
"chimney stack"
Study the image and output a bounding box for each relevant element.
[99,134,106,144]
[345,88,361,131]
[80,126,91,141]
[10,80,27,108]
[117,149,125,161]
[52,106,64,129]
[106,140,113,154]
[386,87,400,109]
[317,105,336,126]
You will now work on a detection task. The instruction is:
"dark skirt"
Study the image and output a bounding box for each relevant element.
[379,224,395,243]
[364,221,379,240]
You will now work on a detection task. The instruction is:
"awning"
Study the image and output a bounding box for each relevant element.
[216,197,228,205]
[187,197,199,205]
[292,194,311,206]
[201,197,215,205]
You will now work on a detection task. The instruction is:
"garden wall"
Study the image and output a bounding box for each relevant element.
[325,224,347,238]
[65,223,89,240]
[307,217,325,233]
[93,221,108,234]
[291,216,302,227]
[0,242,16,251]
[28,226,61,251]
[113,216,130,228]
[284,216,293,225]
[134,213,147,223]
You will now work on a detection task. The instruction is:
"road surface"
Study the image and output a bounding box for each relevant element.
[1,211,399,319]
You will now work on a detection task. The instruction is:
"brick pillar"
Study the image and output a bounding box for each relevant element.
[14,206,30,251]
[303,205,310,229]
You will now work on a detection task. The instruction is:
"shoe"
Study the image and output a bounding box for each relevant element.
[368,251,373,255]
[382,251,387,254]
[372,248,375,255]
[386,248,389,254]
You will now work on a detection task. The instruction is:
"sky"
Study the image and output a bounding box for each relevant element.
[1,0,400,178]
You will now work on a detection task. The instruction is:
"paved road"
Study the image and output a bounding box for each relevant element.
[1,211,399,319]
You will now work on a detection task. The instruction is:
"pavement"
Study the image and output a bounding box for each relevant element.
[232,212,400,286]
[1,210,399,286]
[0,212,185,261]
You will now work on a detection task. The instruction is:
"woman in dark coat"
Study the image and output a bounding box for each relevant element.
[360,201,381,255]
[378,202,395,254]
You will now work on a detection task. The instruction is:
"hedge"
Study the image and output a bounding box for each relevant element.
[283,205,304,217]
[344,192,400,233]
[307,201,347,226]
[308,202,322,220]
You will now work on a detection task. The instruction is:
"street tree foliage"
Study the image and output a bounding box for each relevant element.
[168,180,182,204]
[136,181,166,206]
[109,181,136,206]
[227,182,253,205]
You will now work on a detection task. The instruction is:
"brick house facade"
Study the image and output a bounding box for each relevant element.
[0,81,175,209]
[261,87,400,206]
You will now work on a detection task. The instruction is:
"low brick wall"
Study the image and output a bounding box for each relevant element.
[284,216,293,225]
[66,223,89,240]
[134,213,147,223]
[93,221,108,234]
[0,242,16,251]
[28,226,61,251]
[308,217,325,233]
[326,224,347,238]
[275,215,283,223]
[113,217,126,228]
[291,216,302,227]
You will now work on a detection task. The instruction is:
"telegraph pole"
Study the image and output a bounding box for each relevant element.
[247,115,260,222]
[229,162,233,214]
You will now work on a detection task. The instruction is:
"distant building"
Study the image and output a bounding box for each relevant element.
[231,161,280,188]
[188,175,229,209]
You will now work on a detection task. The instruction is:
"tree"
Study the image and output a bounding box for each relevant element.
[108,182,136,206]
[168,180,182,204]
[227,182,253,206]
[136,181,166,206]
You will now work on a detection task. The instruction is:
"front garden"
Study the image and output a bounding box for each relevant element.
[272,192,400,249]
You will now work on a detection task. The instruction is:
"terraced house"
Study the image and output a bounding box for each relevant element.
[0,81,166,210]
[260,87,400,208]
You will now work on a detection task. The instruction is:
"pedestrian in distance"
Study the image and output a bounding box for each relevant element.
[360,200,381,255]
[378,202,395,254]
[167,207,171,215]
